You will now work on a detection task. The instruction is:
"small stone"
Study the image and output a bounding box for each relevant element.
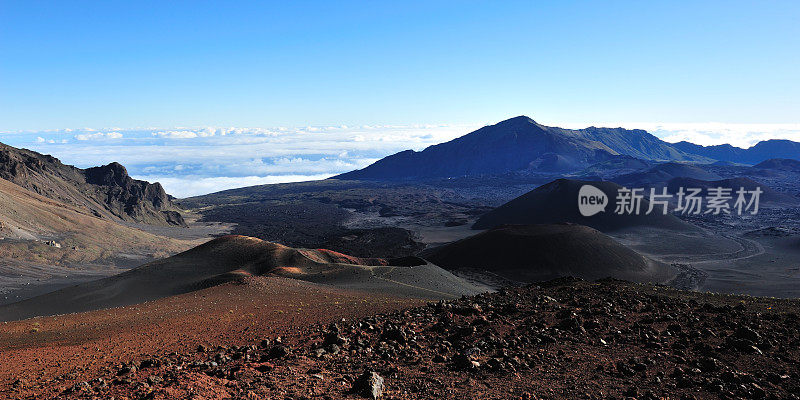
[352,370,384,399]
[255,363,274,373]
[327,344,341,355]
[699,357,720,372]
[324,332,347,346]
[140,358,161,369]
[117,364,137,376]
[453,353,480,370]
[751,384,766,399]
[734,327,761,342]
[269,345,290,359]
[381,328,407,343]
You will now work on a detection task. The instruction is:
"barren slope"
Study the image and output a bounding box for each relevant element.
[473,179,698,231]
[7,279,798,399]
[0,176,194,266]
[0,236,485,321]
[0,143,184,226]
[0,275,424,398]
[423,224,675,283]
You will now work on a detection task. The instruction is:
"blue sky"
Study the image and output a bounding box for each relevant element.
[1,1,799,196]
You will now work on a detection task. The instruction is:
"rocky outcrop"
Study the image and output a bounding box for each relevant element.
[83,162,183,225]
[0,142,185,226]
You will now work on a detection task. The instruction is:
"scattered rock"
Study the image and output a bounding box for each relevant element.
[352,370,384,399]
[41,279,800,400]
[268,345,290,359]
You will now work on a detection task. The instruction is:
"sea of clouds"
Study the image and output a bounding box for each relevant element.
[0,124,476,197]
[2,121,799,198]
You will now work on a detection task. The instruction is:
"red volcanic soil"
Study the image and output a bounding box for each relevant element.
[7,278,800,399]
[0,276,423,399]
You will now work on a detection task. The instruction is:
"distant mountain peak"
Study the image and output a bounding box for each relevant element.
[500,115,537,124]
[479,116,543,135]
[336,116,706,181]
[673,139,800,164]
[85,162,131,186]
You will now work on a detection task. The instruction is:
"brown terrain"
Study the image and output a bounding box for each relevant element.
[0,276,424,399]
[3,278,798,399]
[0,173,201,305]
[0,176,191,265]
[0,143,185,226]
[0,235,484,321]
[0,143,212,306]
[0,174,191,253]
[2,123,800,400]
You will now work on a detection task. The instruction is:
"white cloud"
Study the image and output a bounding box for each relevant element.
[74,131,124,141]
[133,174,334,198]
[75,132,104,141]
[10,120,800,198]
[12,123,476,196]
[152,130,200,139]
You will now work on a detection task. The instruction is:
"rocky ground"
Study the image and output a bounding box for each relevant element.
[0,276,424,400]
[19,278,799,400]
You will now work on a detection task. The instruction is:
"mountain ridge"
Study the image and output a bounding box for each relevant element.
[0,142,185,226]
[337,116,708,180]
[0,174,192,272]
[672,139,800,164]
[336,116,800,181]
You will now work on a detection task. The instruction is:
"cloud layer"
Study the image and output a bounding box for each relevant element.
[0,124,474,197]
[3,121,800,197]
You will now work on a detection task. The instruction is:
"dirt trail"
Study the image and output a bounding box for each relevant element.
[652,234,764,264]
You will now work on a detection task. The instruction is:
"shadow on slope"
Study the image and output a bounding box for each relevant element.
[612,162,722,186]
[0,177,193,267]
[0,143,184,226]
[667,177,798,206]
[753,158,800,172]
[473,179,697,232]
[0,236,485,321]
[421,224,675,284]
